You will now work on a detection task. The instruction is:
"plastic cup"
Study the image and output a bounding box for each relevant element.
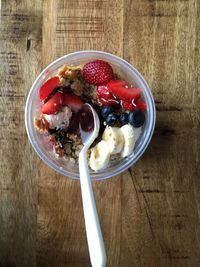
[25,50,156,180]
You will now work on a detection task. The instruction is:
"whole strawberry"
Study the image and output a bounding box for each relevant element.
[82,60,114,85]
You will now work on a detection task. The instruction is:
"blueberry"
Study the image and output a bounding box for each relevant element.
[101,106,113,119]
[105,113,118,126]
[128,110,145,128]
[119,112,129,125]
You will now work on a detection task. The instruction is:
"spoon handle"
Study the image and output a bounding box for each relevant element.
[79,149,107,267]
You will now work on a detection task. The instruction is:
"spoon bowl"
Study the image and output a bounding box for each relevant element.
[79,104,100,149]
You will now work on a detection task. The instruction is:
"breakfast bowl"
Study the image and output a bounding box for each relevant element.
[25,50,156,180]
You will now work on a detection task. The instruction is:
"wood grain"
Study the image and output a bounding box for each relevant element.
[0,0,200,267]
[0,1,42,266]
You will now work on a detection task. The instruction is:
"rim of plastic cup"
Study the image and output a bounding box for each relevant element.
[25,50,156,180]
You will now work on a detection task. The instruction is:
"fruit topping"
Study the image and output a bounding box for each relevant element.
[101,106,114,119]
[62,92,84,112]
[128,110,145,128]
[99,98,120,107]
[102,126,124,155]
[135,99,147,111]
[67,113,80,133]
[39,76,60,101]
[119,112,129,125]
[105,113,118,126]
[79,106,94,132]
[121,100,136,111]
[107,80,141,102]
[97,85,120,107]
[96,85,112,100]
[89,140,110,171]
[120,124,135,158]
[83,60,114,85]
[41,92,63,114]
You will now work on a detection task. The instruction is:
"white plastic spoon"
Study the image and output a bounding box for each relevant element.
[78,103,106,267]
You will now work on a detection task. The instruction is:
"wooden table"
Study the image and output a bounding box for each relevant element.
[0,0,199,266]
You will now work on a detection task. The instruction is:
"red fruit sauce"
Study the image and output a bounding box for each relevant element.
[79,106,94,132]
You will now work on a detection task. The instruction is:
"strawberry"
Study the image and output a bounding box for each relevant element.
[96,85,114,100]
[39,76,60,101]
[96,85,120,108]
[83,60,114,85]
[99,98,120,108]
[67,113,80,133]
[135,99,147,111]
[107,80,141,102]
[121,100,137,111]
[62,92,84,112]
[41,92,62,114]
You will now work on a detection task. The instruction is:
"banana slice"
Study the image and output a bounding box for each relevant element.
[89,140,110,171]
[120,124,135,158]
[102,126,124,155]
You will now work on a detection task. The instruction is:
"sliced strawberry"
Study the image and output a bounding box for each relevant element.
[99,97,120,108]
[62,92,84,112]
[107,80,141,102]
[39,76,60,101]
[41,92,63,114]
[96,85,120,107]
[121,100,137,111]
[135,99,147,111]
[96,85,114,100]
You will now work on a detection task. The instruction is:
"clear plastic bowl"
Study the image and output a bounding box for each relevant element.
[25,50,156,180]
